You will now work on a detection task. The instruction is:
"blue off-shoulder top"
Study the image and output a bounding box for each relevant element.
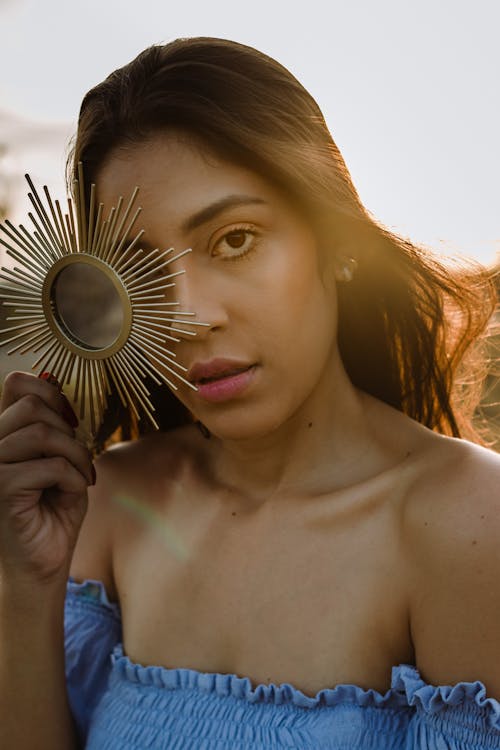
[64,578,500,749]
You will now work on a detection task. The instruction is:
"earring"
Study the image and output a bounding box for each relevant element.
[195,420,211,439]
[335,256,358,283]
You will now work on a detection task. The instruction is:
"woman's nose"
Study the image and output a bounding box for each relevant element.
[166,253,226,341]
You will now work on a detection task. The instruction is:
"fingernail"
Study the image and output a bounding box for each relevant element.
[61,395,79,428]
[39,372,62,390]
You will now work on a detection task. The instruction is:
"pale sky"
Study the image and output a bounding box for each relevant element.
[0,0,499,265]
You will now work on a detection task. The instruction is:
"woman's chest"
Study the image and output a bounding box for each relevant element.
[112,489,415,696]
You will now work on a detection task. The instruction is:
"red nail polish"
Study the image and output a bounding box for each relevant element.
[61,395,79,427]
[39,372,62,390]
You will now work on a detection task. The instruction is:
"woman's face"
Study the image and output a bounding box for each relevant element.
[97,133,340,439]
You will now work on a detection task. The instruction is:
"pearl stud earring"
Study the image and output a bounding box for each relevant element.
[335,256,358,283]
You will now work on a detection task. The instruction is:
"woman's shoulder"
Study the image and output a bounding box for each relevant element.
[402,434,500,699]
[403,433,500,538]
[365,392,499,518]
[402,431,500,574]
[69,423,205,599]
[97,421,206,473]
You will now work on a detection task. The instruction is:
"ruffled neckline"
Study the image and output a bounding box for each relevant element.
[111,643,500,730]
[111,642,409,710]
[393,664,500,730]
[68,577,500,729]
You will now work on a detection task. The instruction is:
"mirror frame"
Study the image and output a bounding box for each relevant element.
[0,166,208,440]
[43,253,133,359]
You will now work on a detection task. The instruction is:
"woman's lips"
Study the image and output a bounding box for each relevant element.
[194,365,257,402]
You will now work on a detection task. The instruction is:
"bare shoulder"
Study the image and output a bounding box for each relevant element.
[403,434,500,696]
[69,423,203,598]
[404,434,500,543]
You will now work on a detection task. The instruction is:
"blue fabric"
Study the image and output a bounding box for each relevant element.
[64,578,500,749]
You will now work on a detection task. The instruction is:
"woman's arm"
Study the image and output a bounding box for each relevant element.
[69,448,119,596]
[407,439,500,697]
[0,371,93,749]
[0,578,79,749]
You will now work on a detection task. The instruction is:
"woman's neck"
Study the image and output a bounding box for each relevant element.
[207,359,391,504]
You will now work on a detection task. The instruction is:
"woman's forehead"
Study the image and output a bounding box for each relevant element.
[96,135,291,222]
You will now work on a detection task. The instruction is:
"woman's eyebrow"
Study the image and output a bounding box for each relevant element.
[182,194,267,232]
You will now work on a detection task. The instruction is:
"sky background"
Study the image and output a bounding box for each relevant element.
[0,0,499,266]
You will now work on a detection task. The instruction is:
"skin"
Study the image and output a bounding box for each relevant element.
[63,133,500,698]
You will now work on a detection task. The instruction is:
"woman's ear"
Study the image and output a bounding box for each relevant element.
[333,255,358,283]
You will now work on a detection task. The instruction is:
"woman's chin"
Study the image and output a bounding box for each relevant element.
[198,412,286,443]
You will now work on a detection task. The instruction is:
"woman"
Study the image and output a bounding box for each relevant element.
[1,37,499,749]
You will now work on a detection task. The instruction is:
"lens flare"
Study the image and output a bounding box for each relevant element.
[112,493,189,561]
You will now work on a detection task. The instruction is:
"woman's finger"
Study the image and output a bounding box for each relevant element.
[0,371,78,429]
[0,393,75,441]
[0,456,91,497]
[0,423,94,485]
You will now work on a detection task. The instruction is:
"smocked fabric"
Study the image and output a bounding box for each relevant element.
[64,578,500,749]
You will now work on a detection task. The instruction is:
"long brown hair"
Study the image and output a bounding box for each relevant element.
[68,37,498,451]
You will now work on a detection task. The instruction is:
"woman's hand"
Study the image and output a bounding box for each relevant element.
[0,371,95,585]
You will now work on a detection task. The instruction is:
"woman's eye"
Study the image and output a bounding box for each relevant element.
[213,227,258,259]
[226,231,247,249]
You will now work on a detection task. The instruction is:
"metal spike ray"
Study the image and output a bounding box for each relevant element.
[0,165,210,441]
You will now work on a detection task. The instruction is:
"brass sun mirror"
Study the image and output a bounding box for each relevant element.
[0,163,208,437]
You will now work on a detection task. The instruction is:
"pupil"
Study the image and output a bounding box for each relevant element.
[227,231,246,249]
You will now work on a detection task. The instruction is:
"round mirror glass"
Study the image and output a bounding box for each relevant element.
[52,263,124,350]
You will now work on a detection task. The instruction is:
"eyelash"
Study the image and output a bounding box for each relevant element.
[212,224,260,262]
